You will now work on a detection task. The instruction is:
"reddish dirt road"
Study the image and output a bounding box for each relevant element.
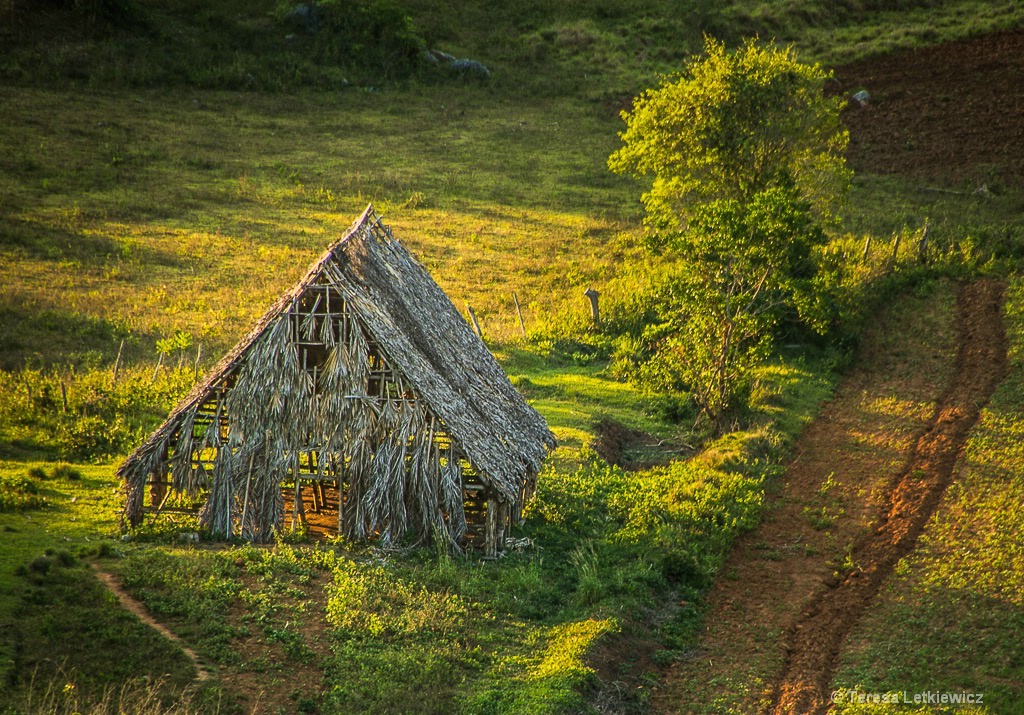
[651,281,960,714]
[651,279,1006,715]
[769,280,1007,715]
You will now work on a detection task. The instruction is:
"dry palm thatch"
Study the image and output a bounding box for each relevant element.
[118,206,555,552]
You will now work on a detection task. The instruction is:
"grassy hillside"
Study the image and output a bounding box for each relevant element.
[3,0,1023,95]
[2,0,1024,713]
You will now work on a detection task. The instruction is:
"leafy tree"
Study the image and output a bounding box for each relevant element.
[608,37,850,239]
[659,186,829,424]
[608,38,850,429]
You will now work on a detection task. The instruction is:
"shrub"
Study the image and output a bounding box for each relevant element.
[52,463,82,480]
[0,474,47,512]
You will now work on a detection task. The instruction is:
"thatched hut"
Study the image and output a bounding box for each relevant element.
[119,206,555,555]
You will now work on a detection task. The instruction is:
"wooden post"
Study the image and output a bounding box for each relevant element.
[584,288,601,327]
[312,480,324,513]
[484,497,499,558]
[112,339,125,383]
[889,232,902,269]
[484,499,509,558]
[466,304,483,339]
[193,343,202,380]
[150,476,167,509]
[861,235,872,262]
[917,223,930,264]
[512,292,526,338]
[496,501,507,550]
[152,353,164,381]
[292,454,306,531]
[59,381,68,413]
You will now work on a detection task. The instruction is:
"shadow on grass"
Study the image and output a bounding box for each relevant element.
[0,298,159,369]
[0,217,185,271]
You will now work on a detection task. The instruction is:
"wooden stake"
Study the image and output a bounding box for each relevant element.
[467,304,483,339]
[484,497,498,558]
[918,222,930,263]
[152,353,164,381]
[512,292,526,338]
[60,381,68,413]
[584,288,601,327]
[112,339,125,383]
[861,235,872,262]
[890,232,902,269]
[292,454,306,531]
[194,344,202,380]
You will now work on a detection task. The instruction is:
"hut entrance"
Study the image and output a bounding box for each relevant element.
[282,480,341,539]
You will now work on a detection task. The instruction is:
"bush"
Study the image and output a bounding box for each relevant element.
[0,474,47,512]
[0,365,195,461]
[52,463,82,480]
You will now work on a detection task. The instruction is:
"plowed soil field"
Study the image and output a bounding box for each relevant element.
[834,28,1024,182]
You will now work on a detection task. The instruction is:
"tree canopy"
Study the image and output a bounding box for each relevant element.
[609,37,850,239]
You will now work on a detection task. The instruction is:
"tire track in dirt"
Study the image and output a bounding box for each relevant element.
[769,279,1007,715]
[91,565,215,683]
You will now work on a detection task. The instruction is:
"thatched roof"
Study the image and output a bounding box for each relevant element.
[118,206,555,505]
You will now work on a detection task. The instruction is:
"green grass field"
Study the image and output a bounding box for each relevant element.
[2,0,1024,712]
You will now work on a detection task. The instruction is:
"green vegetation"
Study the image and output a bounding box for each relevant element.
[10,551,200,700]
[92,355,827,715]
[0,366,195,461]
[606,40,850,427]
[1,0,1024,713]
[608,38,849,236]
[2,0,1023,95]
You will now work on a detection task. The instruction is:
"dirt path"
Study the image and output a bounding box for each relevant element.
[91,565,215,683]
[769,279,1007,714]
[650,279,1006,714]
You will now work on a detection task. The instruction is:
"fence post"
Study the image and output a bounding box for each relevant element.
[512,292,526,338]
[584,288,601,327]
[112,339,125,383]
[889,232,902,271]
